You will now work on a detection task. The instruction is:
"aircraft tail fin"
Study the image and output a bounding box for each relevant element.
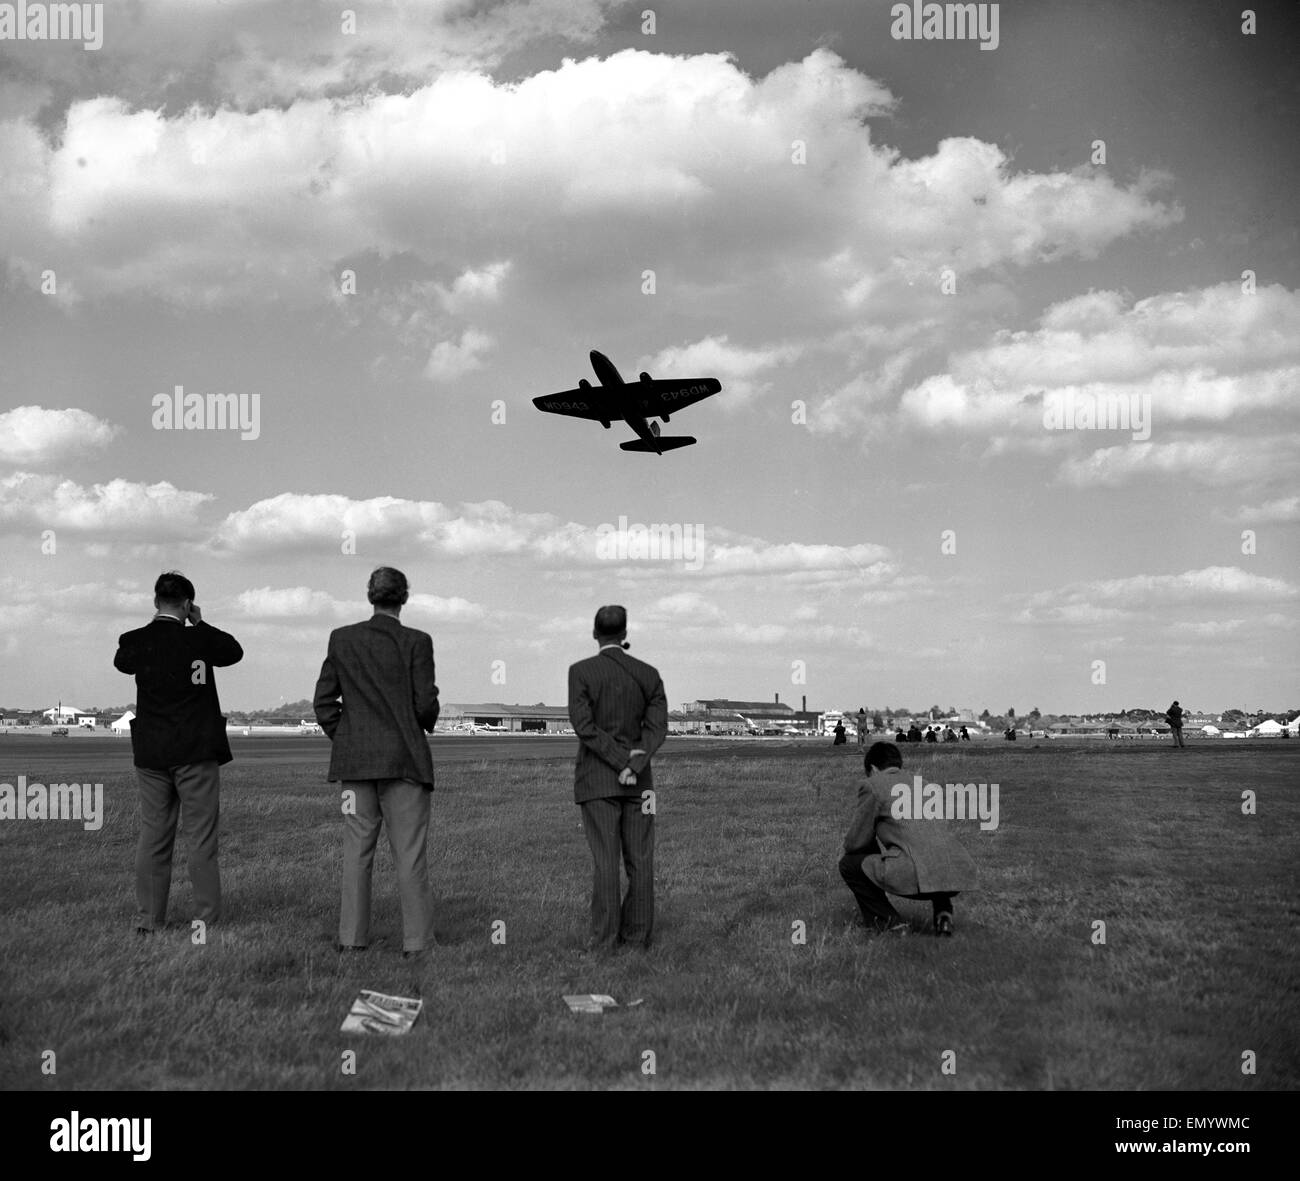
[619,436,696,453]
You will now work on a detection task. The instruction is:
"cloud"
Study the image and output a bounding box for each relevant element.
[424,327,495,382]
[897,282,1300,433]
[1225,496,1300,525]
[208,492,896,591]
[407,592,486,622]
[234,585,342,620]
[0,406,120,466]
[1057,434,1300,488]
[640,334,801,404]
[1019,566,1297,625]
[231,584,486,623]
[0,472,212,536]
[1,49,1177,328]
[0,0,617,111]
[438,261,511,312]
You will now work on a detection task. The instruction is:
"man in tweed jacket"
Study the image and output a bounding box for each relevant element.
[568,605,667,951]
[840,741,977,936]
[313,567,440,956]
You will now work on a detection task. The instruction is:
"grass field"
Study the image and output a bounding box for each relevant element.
[1,739,1296,1090]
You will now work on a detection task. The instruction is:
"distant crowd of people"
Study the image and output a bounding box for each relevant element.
[832,713,970,746]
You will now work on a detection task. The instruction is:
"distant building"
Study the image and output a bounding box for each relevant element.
[42,706,97,728]
[441,703,571,733]
[682,696,806,734]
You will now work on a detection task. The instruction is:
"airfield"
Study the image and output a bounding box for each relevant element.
[0,735,1296,1090]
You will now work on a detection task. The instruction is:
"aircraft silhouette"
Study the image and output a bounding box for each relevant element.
[533,350,721,454]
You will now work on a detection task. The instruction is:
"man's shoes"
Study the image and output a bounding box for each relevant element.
[402,948,431,961]
[135,926,155,937]
[333,941,366,954]
[934,912,954,937]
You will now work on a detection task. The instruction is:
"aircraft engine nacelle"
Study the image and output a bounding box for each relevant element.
[579,378,591,389]
[650,420,661,438]
[661,414,671,423]
[601,420,610,429]
[640,372,652,383]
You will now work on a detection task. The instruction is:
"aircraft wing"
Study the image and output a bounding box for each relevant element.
[532,389,609,420]
[635,377,722,415]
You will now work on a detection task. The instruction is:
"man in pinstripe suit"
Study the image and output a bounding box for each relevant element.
[568,605,668,952]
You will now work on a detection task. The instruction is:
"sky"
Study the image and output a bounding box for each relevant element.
[0,0,1297,717]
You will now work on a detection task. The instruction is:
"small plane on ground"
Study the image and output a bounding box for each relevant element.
[533,349,721,454]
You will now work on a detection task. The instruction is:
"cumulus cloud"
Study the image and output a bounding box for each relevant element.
[895,283,1300,443]
[1057,434,1300,488]
[207,491,897,593]
[0,0,616,111]
[0,472,212,536]
[639,334,801,404]
[0,49,1177,327]
[1224,496,1300,525]
[0,575,143,617]
[231,584,486,623]
[234,585,342,620]
[1019,566,1296,624]
[0,406,120,466]
[424,328,495,382]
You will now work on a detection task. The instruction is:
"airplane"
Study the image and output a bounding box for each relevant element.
[532,349,722,454]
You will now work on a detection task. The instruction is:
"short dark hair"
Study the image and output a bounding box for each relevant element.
[154,570,195,605]
[593,604,627,638]
[865,741,902,773]
[367,567,409,608]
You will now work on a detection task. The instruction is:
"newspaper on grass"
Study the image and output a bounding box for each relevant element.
[341,989,423,1035]
[563,994,645,1014]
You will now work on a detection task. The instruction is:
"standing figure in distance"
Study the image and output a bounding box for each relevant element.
[1166,700,1185,749]
[567,605,668,952]
[313,567,440,958]
[856,708,868,749]
[114,571,243,935]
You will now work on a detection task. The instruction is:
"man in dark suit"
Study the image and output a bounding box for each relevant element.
[313,567,440,958]
[114,571,243,934]
[568,605,667,952]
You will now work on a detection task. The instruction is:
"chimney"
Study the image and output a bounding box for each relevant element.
[774,692,779,704]
[802,695,807,713]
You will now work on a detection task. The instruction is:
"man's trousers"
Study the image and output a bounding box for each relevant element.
[579,795,654,950]
[838,845,956,929]
[135,761,222,930]
[340,778,435,952]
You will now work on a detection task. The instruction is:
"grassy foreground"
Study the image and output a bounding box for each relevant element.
[1,741,1296,1090]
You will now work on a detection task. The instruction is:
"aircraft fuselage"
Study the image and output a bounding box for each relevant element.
[590,349,661,450]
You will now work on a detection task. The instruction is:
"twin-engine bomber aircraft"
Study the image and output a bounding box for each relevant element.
[532,349,721,454]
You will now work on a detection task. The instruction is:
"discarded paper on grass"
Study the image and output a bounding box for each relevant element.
[341,989,423,1035]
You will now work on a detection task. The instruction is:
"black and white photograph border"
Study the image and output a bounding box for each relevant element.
[0,0,1295,1154]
